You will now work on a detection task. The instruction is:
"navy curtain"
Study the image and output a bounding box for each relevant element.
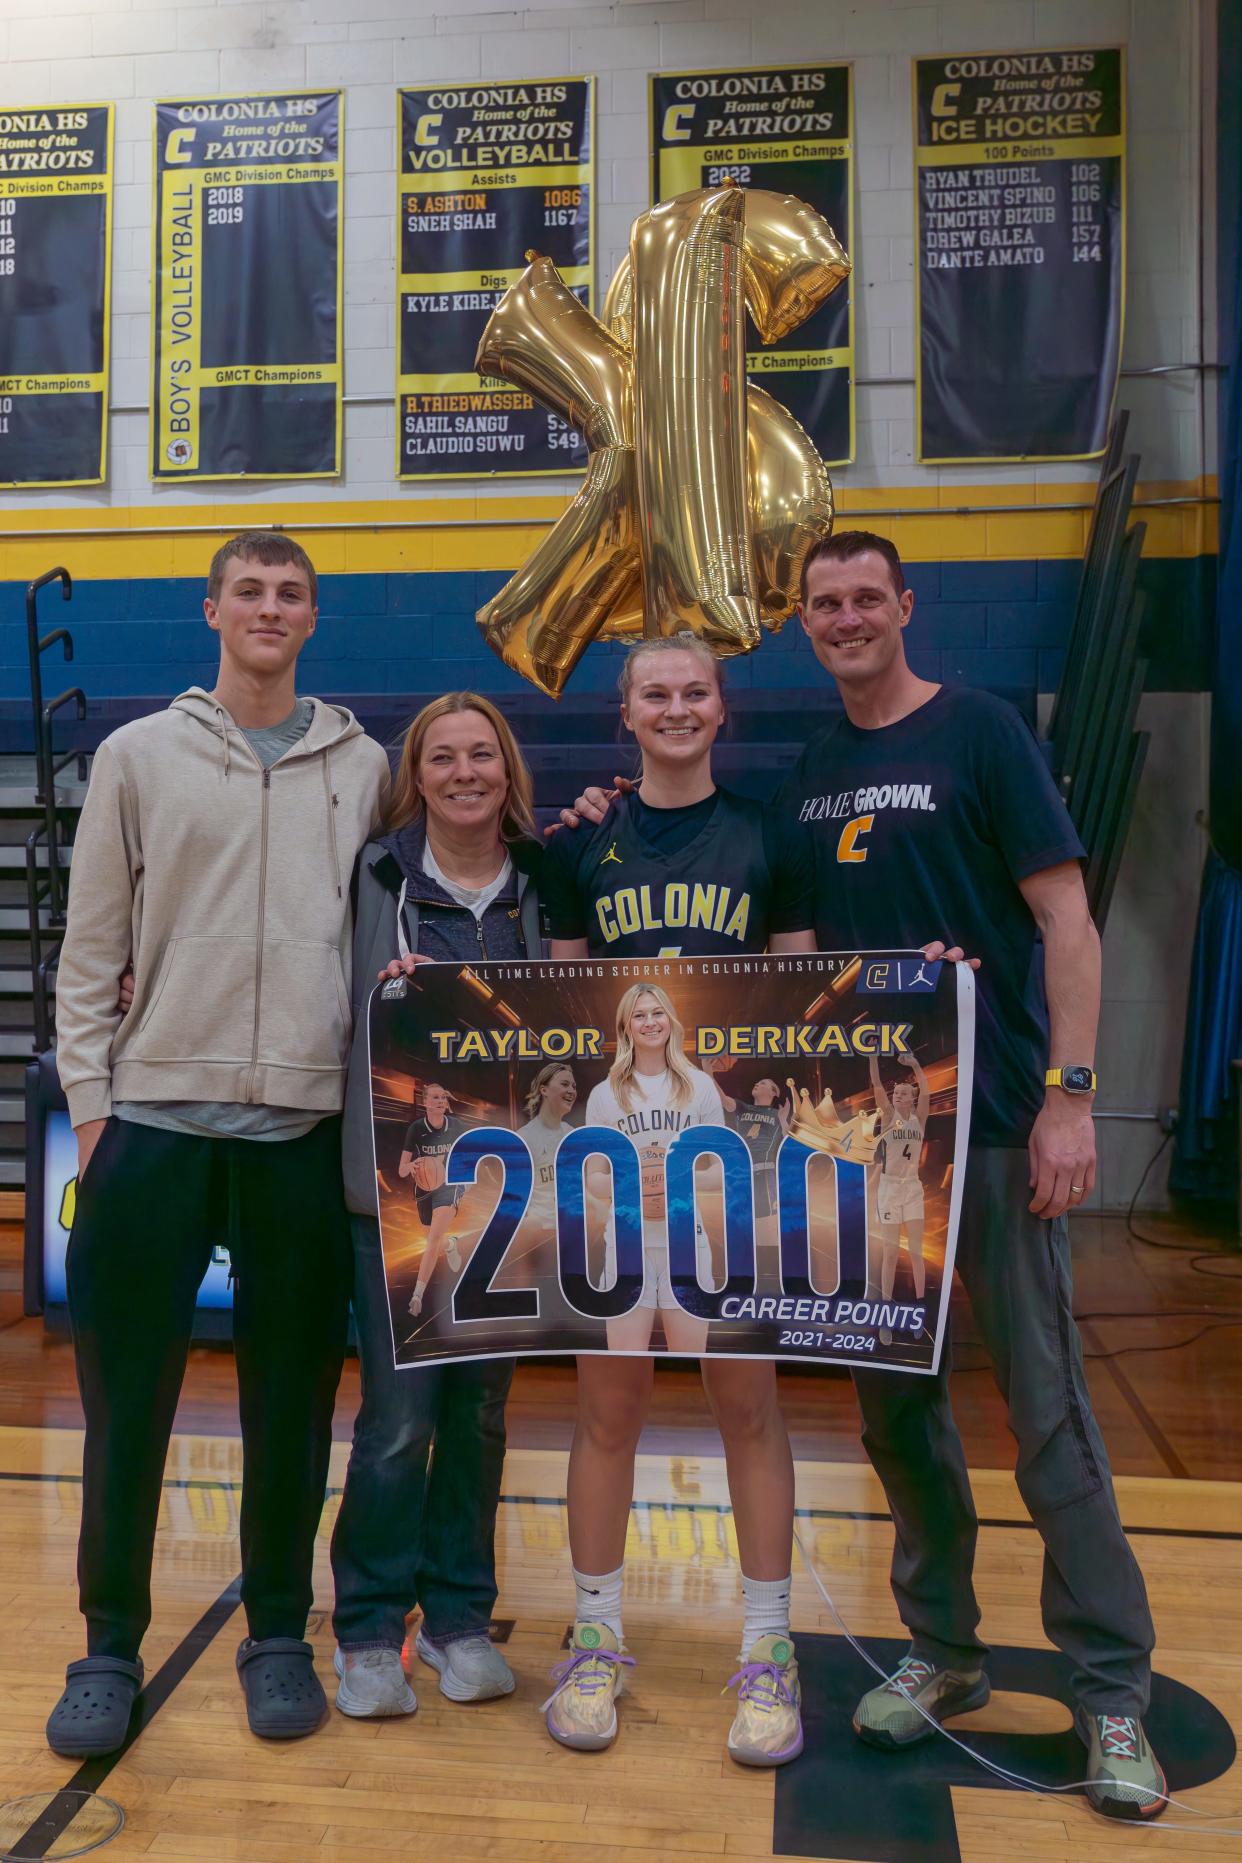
[1170,0,1242,1199]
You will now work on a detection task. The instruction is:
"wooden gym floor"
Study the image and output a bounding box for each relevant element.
[0,1208,1240,1862]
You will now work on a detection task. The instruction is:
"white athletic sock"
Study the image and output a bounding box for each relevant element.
[740,1574,792,1658]
[572,1563,625,1640]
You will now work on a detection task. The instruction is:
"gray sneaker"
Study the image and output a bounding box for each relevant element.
[416,1628,516,1702]
[853,1650,990,1748]
[333,1646,418,1719]
[1074,1708,1167,1820]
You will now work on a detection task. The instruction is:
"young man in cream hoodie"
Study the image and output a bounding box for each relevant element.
[48,532,389,1755]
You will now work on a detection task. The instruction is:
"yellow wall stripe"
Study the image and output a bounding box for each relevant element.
[0,478,1217,584]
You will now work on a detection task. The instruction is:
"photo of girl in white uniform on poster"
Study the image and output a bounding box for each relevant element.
[584,981,727,1355]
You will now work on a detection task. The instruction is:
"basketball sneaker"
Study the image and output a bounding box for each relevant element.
[853,1649,990,1747]
[726,1633,804,1766]
[415,1628,515,1702]
[1074,1708,1167,1820]
[409,1288,423,1317]
[543,1622,634,1751]
[445,1235,462,1272]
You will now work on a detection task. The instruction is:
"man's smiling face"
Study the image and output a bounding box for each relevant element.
[799,549,914,689]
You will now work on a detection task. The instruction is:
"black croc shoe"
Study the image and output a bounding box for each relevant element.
[236,1637,327,1740]
[46,1655,144,1757]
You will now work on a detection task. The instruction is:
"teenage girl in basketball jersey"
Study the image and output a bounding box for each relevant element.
[539,632,816,1769]
[403,1083,468,1317]
[869,1051,930,1320]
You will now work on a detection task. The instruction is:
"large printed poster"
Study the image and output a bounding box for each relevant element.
[914,47,1125,462]
[0,102,113,486]
[396,79,594,478]
[650,64,854,466]
[371,953,973,1376]
[151,90,343,480]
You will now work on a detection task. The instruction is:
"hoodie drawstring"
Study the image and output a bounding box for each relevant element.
[215,704,232,780]
[323,748,342,898]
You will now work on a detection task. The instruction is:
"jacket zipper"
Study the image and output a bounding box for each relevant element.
[476,913,489,960]
[246,767,271,1101]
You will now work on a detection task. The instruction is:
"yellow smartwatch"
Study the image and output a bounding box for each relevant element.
[1045,1066,1097,1094]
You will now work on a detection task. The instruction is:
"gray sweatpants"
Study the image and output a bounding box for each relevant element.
[851,1146,1156,1715]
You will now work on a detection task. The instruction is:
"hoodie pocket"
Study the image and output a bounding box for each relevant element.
[128,936,257,1063]
[256,939,352,1072]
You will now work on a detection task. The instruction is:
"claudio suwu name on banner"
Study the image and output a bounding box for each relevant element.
[370,952,974,1377]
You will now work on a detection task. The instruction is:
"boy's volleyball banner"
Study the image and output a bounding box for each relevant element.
[151,91,342,480]
[914,46,1125,463]
[0,103,113,486]
[397,79,593,479]
[370,952,973,1376]
[650,64,854,466]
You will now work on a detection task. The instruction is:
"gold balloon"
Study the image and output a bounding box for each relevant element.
[475,184,850,698]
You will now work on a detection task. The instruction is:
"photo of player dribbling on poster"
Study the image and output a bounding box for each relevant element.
[369,948,974,1376]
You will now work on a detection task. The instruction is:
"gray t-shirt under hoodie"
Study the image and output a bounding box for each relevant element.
[115,699,322,1143]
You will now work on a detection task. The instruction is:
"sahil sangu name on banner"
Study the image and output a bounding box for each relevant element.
[371,952,974,1377]
[152,91,342,481]
[0,103,113,486]
[914,47,1125,463]
[650,64,854,466]
[397,79,593,479]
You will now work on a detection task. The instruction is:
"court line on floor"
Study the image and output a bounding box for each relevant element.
[2,1467,1239,1540]
[7,1575,242,1860]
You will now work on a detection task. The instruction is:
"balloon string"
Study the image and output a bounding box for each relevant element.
[791,1526,1242,1836]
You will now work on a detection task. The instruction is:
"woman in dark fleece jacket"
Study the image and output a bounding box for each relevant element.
[332,692,543,1720]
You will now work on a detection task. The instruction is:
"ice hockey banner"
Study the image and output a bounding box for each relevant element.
[0,104,113,486]
[370,952,974,1376]
[151,91,342,480]
[914,47,1125,463]
[650,64,854,466]
[397,79,594,479]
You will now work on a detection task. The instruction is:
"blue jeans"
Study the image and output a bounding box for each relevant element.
[330,1214,514,1649]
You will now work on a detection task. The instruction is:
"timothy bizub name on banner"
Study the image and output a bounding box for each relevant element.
[914,46,1125,463]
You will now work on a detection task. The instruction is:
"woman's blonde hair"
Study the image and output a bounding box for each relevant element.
[386,692,537,841]
[524,1062,574,1119]
[608,983,697,1113]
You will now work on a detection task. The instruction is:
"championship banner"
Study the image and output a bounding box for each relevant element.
[371,952,973,1376]
[650,64,854,466]
[396,79,594,478]
[914,47,1125,463]
[0,103,113,486]
[151,90,342,480]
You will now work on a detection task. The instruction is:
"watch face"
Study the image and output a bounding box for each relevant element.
[1062,1066,1094,1093]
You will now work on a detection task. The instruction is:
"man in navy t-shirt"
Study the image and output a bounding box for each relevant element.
[784,531,1162,1820]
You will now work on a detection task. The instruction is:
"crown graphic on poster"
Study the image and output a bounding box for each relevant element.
[473,185,851,698]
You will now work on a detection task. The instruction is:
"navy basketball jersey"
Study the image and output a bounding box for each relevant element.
[735,1102,785,1169]
[541,787,813,958]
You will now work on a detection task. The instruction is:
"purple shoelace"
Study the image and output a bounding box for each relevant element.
[726,1659,798,1711]
[544,1645,635,1708]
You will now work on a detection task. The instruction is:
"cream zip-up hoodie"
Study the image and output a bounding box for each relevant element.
[56,688,389,1128]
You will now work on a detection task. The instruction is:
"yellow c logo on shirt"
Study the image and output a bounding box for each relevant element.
[836,814,874,863]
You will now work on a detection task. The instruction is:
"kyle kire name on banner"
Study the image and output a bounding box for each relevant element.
[370,951,974,1378]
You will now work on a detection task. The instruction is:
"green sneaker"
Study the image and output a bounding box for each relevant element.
[852,1650,990,1749]
[1074,1708,1167,1820]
